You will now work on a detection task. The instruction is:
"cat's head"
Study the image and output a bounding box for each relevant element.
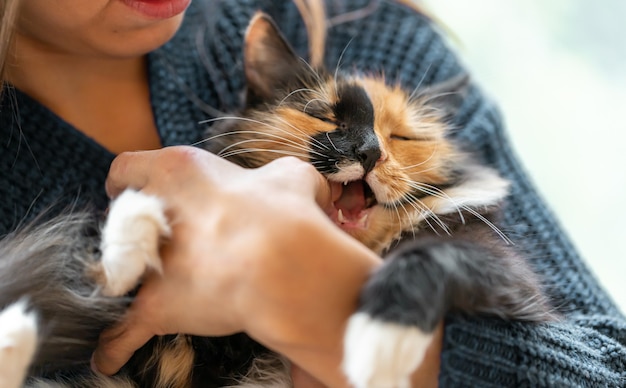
[207,12,509,253]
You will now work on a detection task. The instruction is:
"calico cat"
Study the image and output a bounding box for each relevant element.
[0,11,552,388]
[206,13,554,387]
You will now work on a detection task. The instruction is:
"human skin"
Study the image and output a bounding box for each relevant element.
[6,0,188,153]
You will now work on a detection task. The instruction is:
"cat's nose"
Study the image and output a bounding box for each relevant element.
[356,143,381,175]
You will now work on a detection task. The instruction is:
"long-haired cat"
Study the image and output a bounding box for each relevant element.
[0,12,552,388]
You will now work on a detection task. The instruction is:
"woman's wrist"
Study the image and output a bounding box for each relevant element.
[239,219,381,386]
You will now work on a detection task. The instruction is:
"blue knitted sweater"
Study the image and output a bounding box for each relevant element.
[1,1,625,386]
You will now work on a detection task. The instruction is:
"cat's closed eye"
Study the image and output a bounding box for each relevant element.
[308,113,348,130]
[390,134,412,141]
[307,113,334,124]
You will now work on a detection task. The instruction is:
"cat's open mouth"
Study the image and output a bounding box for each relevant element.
[329,180,377,230]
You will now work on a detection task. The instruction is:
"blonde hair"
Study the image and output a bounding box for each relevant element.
[294,0,426,68]
[0,0,20,97]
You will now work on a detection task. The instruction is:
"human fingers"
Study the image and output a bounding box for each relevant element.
[91,310,154,376]
[106,146,237,199]
[105,149,158,198]
[258,157,333,213]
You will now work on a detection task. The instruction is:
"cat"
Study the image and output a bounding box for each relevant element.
[205,13,555,387]
[0,11,553,388]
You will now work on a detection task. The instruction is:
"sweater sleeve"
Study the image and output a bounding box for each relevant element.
[440,87,626,387]
[440,68,626,385]
[442,316,626,387]
[311,0,626,386]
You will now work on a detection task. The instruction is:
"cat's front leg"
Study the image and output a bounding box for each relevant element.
[342,244,444,388]
[342,239,550,388]
[343,313,433,388]
[97,189,171,296]
[0,300,38,388]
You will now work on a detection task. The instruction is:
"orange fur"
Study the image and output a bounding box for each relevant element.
[206,11,484,254]
[209,74,462,253]
[144,335,195,388]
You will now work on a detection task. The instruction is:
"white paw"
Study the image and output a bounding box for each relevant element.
[100,190,171,296]
[0,300,38,388]
[342,312,433,388]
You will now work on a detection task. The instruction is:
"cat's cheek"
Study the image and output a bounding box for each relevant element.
[365,171,406,206]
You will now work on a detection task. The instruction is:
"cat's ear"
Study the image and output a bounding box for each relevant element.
[418,74,470,119]
[243,12,307,104]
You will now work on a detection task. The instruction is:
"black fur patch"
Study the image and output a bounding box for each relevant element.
[310,82,381,175]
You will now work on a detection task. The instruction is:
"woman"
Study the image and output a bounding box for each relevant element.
[1,0,624,387]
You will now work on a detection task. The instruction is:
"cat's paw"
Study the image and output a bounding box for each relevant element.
[342,312,433,388]
[99,189,171,296]
[0,300,38,388]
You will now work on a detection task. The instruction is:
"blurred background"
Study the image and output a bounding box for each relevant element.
[422,0,626,312]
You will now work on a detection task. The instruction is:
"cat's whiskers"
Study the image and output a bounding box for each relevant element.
[404,192,452,235]
[404,164,445,176]
[297,57,326,90]
[408,63,433,101]
[302,98,328,115]
[461,207,512,245]
[381,185,412,239]
[412,105,446,120]
[401,178,463,217]
[277,88,324,108]
[332,37,355,100]
[420,91,463,110]
[393,196,418,240]
[215,138,315,159]
[199,128,326,159]
[196,117,330,159]
[385,184,442,239]
[398,147,438,171]
[400,178,512,244]
[196,116,321,150]
[219,148,312,160]
[273,116,330,151]
[395,177,460,234]
[326,132,342,154]
[197,115,245,126]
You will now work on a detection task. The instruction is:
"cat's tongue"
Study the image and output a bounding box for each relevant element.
[330,181,370,229]
[335,181,366,213]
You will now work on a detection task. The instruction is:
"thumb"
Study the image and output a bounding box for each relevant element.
[309,167,333,214]
[91,313,154,375]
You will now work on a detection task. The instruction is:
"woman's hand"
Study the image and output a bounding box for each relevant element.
[91,146,381,387]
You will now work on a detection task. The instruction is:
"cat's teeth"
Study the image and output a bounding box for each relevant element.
[343,181,348,186]
[338,209,346,223]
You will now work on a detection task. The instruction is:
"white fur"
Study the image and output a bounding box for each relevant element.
[100,190,170,296]
[430,165,509,216]
[330,163,366,183]
[343,312,433,388]
[0,300,38,388]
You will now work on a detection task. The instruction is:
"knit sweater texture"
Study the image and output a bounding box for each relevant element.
[1,0,625,386]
